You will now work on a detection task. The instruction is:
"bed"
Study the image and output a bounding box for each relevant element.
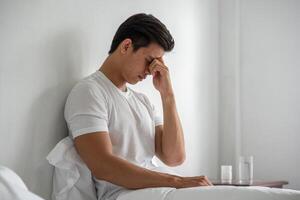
[1,164,300,200]
[1,137,300,200]
[46,137,300,200]
[117,186,300,200]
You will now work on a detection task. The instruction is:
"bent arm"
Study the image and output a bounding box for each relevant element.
[148,57,185,167]
[74,132,183,189]
[155,94,185,166]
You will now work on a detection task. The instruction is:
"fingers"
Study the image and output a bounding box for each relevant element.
[149,59,168,76]
[177,175,214,189]
[204,176,214,186]
[202,176,213,186]
[187,176,213,186]
[198,179,209,186]
[198,176,213,186]
[157,57,165,65]
[196,176,210,186]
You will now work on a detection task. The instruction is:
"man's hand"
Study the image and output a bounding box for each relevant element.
[172,175,214,188]
[149,57,173,97]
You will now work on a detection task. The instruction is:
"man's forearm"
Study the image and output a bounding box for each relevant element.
[92,153,180,189]
[161,93,185,164]
[147,57,185,164]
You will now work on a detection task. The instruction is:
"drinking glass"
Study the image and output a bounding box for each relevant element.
[238,156,253,183]
[221,165,232,183]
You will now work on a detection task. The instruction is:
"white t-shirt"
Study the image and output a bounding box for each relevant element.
[64,70,163,200]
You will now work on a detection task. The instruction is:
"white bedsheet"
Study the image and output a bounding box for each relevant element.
[0,166,45,200]
[117,186,300,200]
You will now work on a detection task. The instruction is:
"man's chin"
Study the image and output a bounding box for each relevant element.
[128,77,142,84]
[127,79,139,85]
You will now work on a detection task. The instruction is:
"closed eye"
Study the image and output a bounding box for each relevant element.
[146,59,152,65]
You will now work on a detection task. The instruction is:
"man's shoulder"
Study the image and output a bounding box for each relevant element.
[68,73,107,100]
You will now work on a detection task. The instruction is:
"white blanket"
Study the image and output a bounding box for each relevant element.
[0,166,45,200]
[117,186,300,200]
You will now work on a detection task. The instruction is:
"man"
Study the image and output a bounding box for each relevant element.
[64,13,212,200]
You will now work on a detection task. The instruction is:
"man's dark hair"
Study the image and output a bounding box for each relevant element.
[108,13,175,54]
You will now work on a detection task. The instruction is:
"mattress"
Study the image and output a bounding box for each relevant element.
[117,185,300,200]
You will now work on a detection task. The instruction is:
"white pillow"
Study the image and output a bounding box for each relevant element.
[46,136,97,200]
[0,165,45,200]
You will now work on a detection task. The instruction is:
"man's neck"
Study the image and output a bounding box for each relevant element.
[99,55,127,92]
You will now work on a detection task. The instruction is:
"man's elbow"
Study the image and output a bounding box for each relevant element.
[163,154,186,167]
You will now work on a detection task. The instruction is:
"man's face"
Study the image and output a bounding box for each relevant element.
[122,42,165,84]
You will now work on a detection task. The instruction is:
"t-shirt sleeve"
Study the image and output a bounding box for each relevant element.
[139,93,163,127]
[64,83,109,138]
[151,102,163,127]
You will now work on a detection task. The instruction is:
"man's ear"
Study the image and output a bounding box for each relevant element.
[120,38,132,54]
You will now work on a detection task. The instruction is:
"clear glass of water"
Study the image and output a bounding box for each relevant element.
[238,156,254,183]
[221,165,232,183]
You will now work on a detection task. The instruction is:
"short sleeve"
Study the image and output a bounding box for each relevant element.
[137,92,163,127]
[64,83,109,138]
[151,102,163,127]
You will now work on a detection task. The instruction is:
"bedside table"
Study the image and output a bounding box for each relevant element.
[212,180,289,188]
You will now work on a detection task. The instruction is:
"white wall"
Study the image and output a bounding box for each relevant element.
[132,0,220,178]
[219,0,242,178]
[219,0,300,189]
[0,0,219,199]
